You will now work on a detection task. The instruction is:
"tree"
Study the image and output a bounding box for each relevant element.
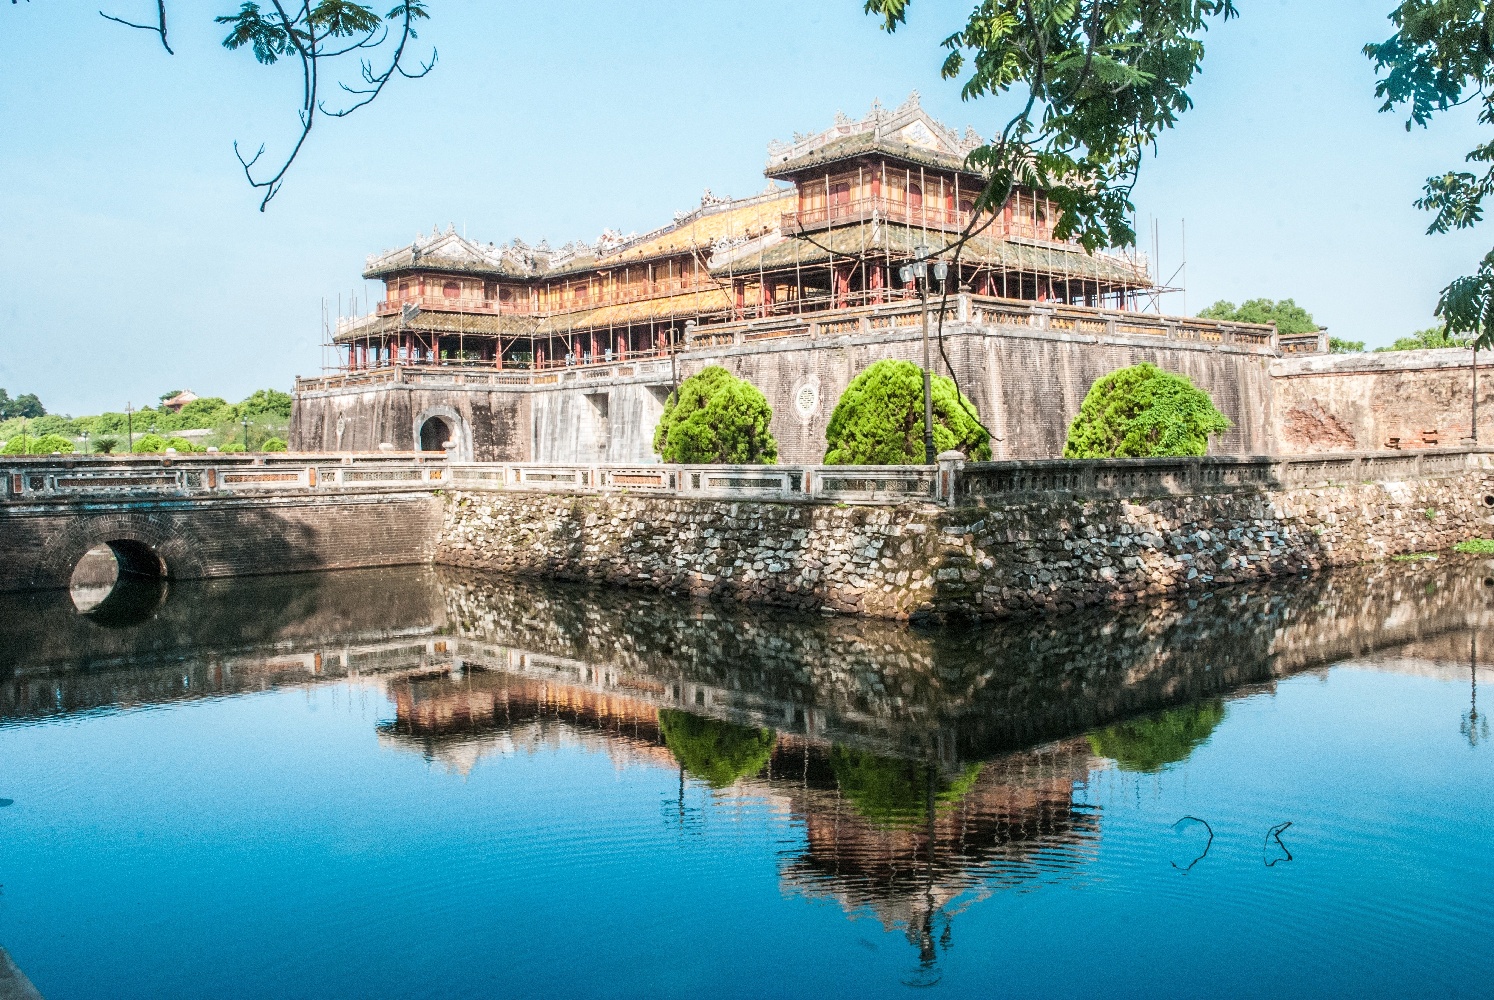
[1375,325,1472,351]
[658,711,776,788]
[824,359,991,465]
[1330,337,1367,354]
[1197,298,1320,335]
[1366,4,1494,346]
[1064,363,1230,458]
[1436,248,1494,348]
[867,0,1237,252]
[240,388,294,419]
[91,2,435,209]
[1087,700,1225,772]
[0,390,46,420]
[653,366,778,465]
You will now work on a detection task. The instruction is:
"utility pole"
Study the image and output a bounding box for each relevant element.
[125,403,134,454]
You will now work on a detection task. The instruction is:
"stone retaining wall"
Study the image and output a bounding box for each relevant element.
[435,471,1494,620]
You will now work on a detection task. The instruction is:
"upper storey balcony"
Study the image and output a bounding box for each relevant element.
[374,294,538,318]
[781,196,972,236]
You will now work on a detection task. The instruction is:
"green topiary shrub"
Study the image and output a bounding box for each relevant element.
[162,436,199,452]
[2,433,76,454]
[658,710,776,787]
[1087,700,1226,772]
[132,433,169,453]
[218,441,246,453]
[823,359,990,465]
[28,433,76,454]
[652,366,777,464]
[261,437,288,452]
[1063,363,1231,458]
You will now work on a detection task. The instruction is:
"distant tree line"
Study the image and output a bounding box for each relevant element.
[0,388,293,454]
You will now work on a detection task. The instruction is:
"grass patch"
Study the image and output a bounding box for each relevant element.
[1454,538,1494,554]
[1392,552,1439,561]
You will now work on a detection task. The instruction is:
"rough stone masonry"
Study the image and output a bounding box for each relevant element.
[435,470,1494,620]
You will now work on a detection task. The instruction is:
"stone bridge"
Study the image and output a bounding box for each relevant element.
[0,454,445,593]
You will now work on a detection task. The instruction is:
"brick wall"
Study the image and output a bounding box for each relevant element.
[1,491,442,592]
[1271,349,1494,453]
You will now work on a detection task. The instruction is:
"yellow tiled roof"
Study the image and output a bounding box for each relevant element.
[591,191,795,268]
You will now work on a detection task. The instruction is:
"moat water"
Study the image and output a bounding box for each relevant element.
[1,560,1492,999]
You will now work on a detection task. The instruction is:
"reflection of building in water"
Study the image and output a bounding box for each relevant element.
[380,667,679,776]
[378,663,1102,970]
[767,741,1098,965]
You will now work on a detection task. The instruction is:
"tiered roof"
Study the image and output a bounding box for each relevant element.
[764,93,986,179]
[363,187,795,283]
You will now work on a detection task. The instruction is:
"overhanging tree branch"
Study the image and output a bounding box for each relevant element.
[99,1,172,54]
[99,1,436,210]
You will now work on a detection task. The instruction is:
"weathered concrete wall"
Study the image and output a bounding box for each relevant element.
[0,492,442,592]
[292,383,530,460]
[1271,349,1494,454]
[682,322,1276,463]
[435,471,1494,619]
[529,380,670,464]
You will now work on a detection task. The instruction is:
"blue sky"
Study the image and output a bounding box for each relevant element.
[2,1,1489,414]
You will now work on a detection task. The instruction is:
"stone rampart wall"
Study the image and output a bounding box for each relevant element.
[293,320,1277,463]
[436,471,1494,620]
[292,382,530,460]
[681,322,1276,462]
[1271,349,1494,453]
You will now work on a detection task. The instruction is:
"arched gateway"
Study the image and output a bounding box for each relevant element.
[35,511,209,592]
[412,406,470,459]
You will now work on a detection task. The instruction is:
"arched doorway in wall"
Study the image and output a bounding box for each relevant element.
[411,406,471,459]
[419,416,453,453]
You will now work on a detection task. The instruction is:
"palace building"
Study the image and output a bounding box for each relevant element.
[294,95,1319,462]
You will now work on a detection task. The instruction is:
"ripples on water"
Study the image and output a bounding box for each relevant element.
[0,560,1492,998]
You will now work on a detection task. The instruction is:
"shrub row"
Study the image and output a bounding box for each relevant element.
[652,361,1227,465]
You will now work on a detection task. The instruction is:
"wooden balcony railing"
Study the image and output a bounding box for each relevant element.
[374,295,538,318]
[782,196,974,234]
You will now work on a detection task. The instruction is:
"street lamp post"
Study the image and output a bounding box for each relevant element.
[81,430,89,455]
[242,416,250,452]
[125,403,134,454]
[901,249,950,465]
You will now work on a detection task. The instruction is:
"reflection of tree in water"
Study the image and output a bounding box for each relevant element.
[658,710,775,788]
[827,746,981,827]
[1086,699,1226,772]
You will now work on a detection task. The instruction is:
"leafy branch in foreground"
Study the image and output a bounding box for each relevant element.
[97,1,436,210]
[1367,3,1494,347]
[867,0,1236,254]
